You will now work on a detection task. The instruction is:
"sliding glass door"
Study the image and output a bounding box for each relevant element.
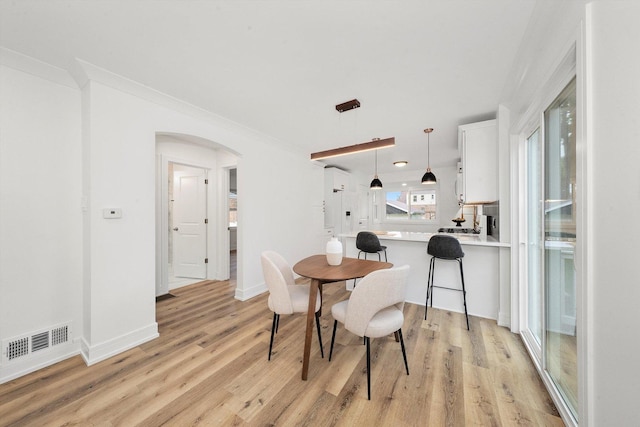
[522,77,577,421]
[544,78,577,418]
[526,128,543,349]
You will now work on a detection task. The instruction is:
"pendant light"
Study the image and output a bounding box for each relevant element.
[370,145,383,190]
[421,128,437,184]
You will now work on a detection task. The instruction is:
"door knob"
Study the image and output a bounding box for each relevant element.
[173,227,179,231]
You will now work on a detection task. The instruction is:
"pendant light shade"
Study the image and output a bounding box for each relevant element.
[370,147,383,190]
[421,128,437,184]
[370,176,383,189]
[421,169,437,184]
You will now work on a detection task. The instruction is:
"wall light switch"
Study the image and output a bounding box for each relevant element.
[103,208,122,219]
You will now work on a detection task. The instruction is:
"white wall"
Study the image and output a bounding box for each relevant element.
[81,80,159,361]
[0,55,83,380]
[80,70,326,360]
[237,147,325,299]
[587,2,640,425]
[0,51,326,380]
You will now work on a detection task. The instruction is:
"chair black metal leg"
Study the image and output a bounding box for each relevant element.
[425,261,430,320]
[275,313,280,333]
[329,320,338,361]
[315,312,324,358]
[429,258,435,308]
[398,329,409,375]
[425,257,435,320]
[365,336,371,400]
[459,259,470,330]
[268,313,278,360]
[355,252,365,286]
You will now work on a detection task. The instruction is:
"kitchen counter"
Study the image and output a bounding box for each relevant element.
[341,231,509,320]
[341,231,509,248]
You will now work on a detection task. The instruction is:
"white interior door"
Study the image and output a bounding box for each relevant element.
[172,164,207,279]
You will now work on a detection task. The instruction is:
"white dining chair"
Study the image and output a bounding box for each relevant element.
[328,265,410,400]
[260,251,324,361]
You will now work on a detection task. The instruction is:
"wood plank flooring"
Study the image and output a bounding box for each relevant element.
[0,277,563,426]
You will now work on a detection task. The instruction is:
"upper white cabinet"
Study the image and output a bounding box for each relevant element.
[458,119,498,204]
[325,167,349,192]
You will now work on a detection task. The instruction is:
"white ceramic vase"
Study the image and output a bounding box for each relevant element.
[326,237,343,266]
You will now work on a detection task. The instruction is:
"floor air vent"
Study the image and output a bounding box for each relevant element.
[7,337,29,361]
[3,322,71,363]
[31,331,50,352]
[52,325,68,346]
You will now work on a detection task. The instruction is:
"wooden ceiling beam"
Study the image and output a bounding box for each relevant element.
[310,137,395,161]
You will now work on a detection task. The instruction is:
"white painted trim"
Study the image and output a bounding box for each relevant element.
[157,152,223,295]
[156,153,170,296]
[577,7,592,426]
[510,131,523,334]
[80,323,158,366]
[70,59,301,156]
[234,282,267,302]
[0,47,78,89]
[0,341,80,385]
[216,167,232,280]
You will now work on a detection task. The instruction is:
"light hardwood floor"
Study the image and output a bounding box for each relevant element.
[0,277,564,426]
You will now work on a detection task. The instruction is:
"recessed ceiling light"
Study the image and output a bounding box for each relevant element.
[394,161,408,167]
[402,183,407,186]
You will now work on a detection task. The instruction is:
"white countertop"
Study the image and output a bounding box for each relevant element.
[341,231,510,248]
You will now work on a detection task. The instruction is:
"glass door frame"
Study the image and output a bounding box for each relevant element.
[513,46,582,427]
[520,125,544,364]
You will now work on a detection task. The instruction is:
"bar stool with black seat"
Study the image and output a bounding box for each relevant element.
[424,234,470,330]
[356,231,387,262]
[354,231,388,287]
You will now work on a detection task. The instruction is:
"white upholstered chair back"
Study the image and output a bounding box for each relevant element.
[261,251,295,315]
[344,265,410,337]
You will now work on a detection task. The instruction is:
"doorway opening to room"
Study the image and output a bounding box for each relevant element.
[155,133,239,298]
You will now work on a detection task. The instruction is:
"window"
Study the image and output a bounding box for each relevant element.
[384,188,437,221]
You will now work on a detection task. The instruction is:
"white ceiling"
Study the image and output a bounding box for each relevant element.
[0,0,538,176]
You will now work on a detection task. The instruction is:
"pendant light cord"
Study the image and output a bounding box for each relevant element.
[375,149,378,176]
[427,131,430,169]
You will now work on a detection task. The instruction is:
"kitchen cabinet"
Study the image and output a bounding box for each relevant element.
[325,167,349,192]
[458,119,497,204]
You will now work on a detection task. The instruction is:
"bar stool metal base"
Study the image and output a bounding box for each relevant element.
[424,256,470,330]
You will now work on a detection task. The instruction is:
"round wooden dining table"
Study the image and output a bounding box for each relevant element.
[293,254,393,380]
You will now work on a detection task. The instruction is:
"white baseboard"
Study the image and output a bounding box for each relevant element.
[498,311,511,329]
[80,323,159,366]
[235,282,267,301]
[0,340,80,384]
